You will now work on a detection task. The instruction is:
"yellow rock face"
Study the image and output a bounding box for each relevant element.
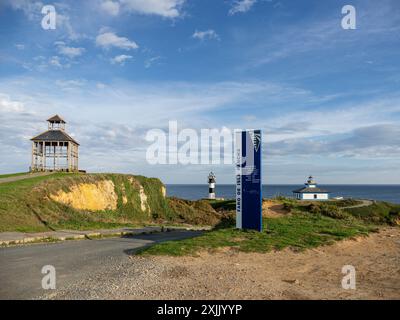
[161,186,166,198]
[50,180,118,211]
[139,186,149,213]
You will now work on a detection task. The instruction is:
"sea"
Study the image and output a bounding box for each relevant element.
[166,184,400,204]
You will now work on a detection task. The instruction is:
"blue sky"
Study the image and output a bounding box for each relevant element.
[0,0,399,184]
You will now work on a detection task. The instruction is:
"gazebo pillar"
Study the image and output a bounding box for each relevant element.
[42,141,46,171]
[67,142,71,171]
[31,142,34,171]
[76,145,78,171]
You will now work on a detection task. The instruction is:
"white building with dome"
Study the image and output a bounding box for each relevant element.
[293,176,330,201]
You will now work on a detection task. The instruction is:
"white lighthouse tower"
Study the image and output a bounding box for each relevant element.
[208,172,216,200]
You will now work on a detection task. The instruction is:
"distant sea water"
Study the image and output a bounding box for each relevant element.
[166,184,400,204]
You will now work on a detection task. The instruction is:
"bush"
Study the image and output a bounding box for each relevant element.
[281,198,297,211]
[308,203,348,219]
[345,201,400,225]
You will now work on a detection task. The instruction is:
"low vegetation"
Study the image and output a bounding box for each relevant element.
[278,197,400,225]
[138,215,377,256]
[167,197,229,226]
[0,172,30,179]
[138,196,399,256]
[345,201,400,225]
[0,173,221,232]
[1,174,399,256]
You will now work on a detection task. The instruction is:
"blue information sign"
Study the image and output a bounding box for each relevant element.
[235,130,262,232]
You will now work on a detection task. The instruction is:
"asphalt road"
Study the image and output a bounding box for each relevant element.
[0,230,202,300]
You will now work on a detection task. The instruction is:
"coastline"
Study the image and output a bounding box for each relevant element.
[166,184,400,204]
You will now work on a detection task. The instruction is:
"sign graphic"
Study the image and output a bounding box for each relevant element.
[235,130,262,232]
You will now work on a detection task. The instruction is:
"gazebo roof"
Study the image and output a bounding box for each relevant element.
[31,130,79,145]
[293,187,330,194]
[47,115,66,123]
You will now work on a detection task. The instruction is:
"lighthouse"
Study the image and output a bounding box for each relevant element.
[293,176,330,200]
[208,172,216,199]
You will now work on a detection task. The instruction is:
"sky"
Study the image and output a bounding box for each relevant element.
[0,0,399,184]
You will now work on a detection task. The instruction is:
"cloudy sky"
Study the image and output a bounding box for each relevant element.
[0,0,399,184]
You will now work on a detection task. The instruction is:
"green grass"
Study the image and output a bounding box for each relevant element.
[0,173,80,232]
[137,214,378,256]
[138,197,399,256]
[345,201,400,225]
[0,172,222,233]
[0,172,30,179]
[208,199,236,211]
[1,173,398,258]
[0,173,174,232]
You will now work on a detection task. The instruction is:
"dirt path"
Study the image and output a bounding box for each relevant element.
[342,199,374,209]
[0,172,54,184]
[136,227,400,300]
[42,227,400,300]
[262,200,290,218]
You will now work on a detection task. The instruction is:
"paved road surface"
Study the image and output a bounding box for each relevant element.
[0,172,54,184]
[0,230,201,299]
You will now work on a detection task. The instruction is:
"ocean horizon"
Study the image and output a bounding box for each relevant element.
[166,184,400,204]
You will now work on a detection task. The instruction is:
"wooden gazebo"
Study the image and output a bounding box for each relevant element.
[30,115,79,172]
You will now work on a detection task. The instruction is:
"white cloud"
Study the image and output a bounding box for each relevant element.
[145,56,162,68]
[96,82,107,89]
[192,29,219,41]
[15,44,25,50]
[110,54,133,65]
[56,13,85,41]
[55,42,85,58]
[120,0,185,18]
[49,56,62,68]
[244,2,400,68]
[229,0,257,15]
[55,79,88,91]
[1,77,399,182]
[0,94,25,113]
[4,0,43,20]
[100,0,120,16]
[6,1,85,41]
[96,31,139,50]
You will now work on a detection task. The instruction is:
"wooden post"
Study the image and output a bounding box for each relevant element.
[31,142,34,172]
[42,141,46,171]
[67,142,71,172]
[76,144,79,171]
[53,143,56,171]
[56,141,59,171]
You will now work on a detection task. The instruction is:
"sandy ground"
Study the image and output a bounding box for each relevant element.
[262,200,289,218]
[43,227,400,300]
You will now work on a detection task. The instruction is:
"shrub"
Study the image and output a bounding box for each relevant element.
[281,198,297,211]
[307,203,348,219]
[345,201,400,225]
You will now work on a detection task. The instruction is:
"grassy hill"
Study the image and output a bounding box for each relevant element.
[1,173,399,257]
[138,197,400,256]
[0,173,222,232]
